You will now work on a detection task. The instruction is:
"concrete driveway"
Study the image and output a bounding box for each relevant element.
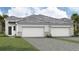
[24,37,79,51]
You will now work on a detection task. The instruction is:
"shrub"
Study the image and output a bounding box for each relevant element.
[45,33,52,38]
[15,36,21,38]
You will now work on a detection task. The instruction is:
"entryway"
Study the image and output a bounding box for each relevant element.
[8,26,16,36]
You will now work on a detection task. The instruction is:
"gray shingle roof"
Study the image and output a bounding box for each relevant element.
[6,15,72,25]
[6,16,23,22]
[17,15,72,25]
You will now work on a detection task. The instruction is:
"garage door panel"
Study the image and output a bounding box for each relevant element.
[22,27,44,37]
[51,28,70,36]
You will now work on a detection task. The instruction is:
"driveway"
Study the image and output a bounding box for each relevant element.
[24,37,79,51]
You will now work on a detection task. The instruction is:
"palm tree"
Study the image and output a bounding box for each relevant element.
[71,13,79,36]
[0,14,8,33]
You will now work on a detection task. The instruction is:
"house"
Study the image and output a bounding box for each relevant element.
[5,15,73,37]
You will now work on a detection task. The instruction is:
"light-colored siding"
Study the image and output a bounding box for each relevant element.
[16,24,73,37]
[16,24,22,36]
[5,19,8,35]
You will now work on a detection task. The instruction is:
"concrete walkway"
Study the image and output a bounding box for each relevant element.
[24,37,79,51]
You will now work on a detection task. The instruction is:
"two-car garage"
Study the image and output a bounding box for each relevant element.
[21,26,73,37]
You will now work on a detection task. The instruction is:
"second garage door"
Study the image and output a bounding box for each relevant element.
[22,27,44,37]
[51,27,71,36]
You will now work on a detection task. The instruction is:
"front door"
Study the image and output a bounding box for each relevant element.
[8,26,12,35]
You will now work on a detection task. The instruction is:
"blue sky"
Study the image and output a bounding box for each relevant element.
[0,7,11,13]
[0,7,78,18]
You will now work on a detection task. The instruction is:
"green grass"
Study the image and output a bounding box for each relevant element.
[0,37,38,51]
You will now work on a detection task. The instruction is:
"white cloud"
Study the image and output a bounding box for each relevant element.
[7,7,44,17]
[8,7,33,17]
[7,7,68,18]
[40,7,68,18]
[33,8,41,15]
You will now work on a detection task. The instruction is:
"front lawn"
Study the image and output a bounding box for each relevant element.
[0,37,38,51]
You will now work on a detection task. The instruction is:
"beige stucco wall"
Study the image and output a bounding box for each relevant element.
[16,24,73,37]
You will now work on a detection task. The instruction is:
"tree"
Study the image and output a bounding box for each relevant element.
[0,14,8,33]
[71,13,79,36]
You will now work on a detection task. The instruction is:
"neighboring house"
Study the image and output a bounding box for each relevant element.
[5,15,73,37]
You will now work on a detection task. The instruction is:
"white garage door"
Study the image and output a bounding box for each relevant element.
[22,27,44,37]
[51,28,70,36]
